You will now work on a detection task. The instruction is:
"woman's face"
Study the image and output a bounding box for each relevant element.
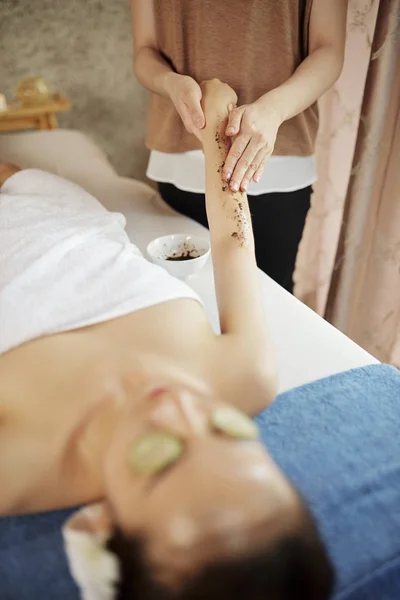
[103,375,298,588]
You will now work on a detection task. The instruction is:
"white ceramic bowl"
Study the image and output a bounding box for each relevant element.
[147,234,210,279]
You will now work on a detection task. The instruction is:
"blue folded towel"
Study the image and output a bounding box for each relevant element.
[1,363,399,600]
[256,363,400,600]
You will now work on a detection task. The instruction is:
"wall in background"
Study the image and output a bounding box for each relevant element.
[0,0,149,179]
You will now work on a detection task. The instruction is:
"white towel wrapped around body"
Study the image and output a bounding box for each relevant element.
[0,169,200,355]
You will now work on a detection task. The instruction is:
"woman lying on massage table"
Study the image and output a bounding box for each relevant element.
[0,80,334,599]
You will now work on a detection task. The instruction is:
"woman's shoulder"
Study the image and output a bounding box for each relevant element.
[211,335,278,417]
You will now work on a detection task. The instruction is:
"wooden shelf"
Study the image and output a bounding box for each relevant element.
[0,93,71,131]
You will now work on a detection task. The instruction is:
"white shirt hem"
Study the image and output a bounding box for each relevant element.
[146,150,317,195]
[148,172,317,195]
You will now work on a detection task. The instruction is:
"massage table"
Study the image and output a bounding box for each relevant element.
[1,131,399,600]
[0,129,378,393]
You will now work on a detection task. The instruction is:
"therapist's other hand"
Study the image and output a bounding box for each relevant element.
[164,73,205,141]
[222,93,282,192]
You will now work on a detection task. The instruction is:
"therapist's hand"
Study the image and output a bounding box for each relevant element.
[222,92,283,192]
[164,73,205,141]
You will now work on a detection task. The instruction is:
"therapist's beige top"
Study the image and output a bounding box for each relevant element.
[146,0,318,156]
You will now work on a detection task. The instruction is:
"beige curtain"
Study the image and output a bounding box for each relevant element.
[295,0,400,366]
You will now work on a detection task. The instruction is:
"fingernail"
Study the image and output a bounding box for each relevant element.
[242,182,248,191]
[228,103,233,111]
[254,174,260,183]
[196,118,204,128]
[227,127,235,135]
[225,172,231,182]
[231,181,239,192]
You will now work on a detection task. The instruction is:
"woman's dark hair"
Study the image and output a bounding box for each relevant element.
[107,499,335,600]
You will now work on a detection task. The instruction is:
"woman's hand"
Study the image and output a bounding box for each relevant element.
[199,78,238,149]
[200,79,238,117]
[222,93,283,192]
[164,73,206,141]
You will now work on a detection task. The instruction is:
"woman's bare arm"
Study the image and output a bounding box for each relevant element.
[200,80,277,397]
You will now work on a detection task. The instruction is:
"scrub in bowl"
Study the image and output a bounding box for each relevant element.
[147,233,210,279]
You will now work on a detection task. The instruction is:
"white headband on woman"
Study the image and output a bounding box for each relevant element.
[62,503,120,600]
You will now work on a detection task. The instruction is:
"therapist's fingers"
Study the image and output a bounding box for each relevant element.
[184,88,205,131]
[253,149,271,183]
[240,148,267,190]
[223,133,251,185]
[230,137,263,192]
[225,106,245,137]
[179,103,202,140]
[191,127,203,142]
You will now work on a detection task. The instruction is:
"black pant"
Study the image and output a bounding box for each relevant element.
[158,182,311,294]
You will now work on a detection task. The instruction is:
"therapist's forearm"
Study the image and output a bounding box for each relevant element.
[134,46,177,98]
[269,0,347,122]
[263,45,344,123]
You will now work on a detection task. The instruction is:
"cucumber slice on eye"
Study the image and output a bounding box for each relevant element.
[129,432,184,475]
[211,406,259,440]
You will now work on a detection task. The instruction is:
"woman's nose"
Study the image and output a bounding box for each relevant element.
[148,390,206,437]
